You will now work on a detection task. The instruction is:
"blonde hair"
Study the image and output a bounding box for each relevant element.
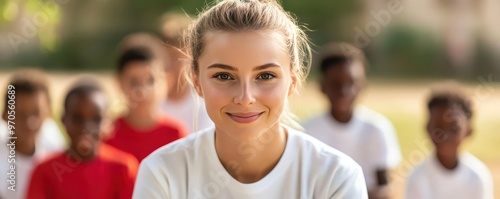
[184,0,312,130]
[185,0,311,88]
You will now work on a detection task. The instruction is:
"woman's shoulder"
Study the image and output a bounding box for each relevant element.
[141,127,214,167]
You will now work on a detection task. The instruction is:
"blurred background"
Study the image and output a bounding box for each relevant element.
[0,0,499,197]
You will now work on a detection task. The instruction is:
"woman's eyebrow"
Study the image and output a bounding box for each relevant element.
[253,63,280,71]
[207,63,281,71]
[207,64,237,71]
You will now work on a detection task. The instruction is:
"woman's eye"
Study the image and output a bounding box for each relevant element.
[214,73,233,80]
[257,73,276,80]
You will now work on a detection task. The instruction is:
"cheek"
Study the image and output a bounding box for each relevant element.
[200,81,231,116]
[260,84,288,113]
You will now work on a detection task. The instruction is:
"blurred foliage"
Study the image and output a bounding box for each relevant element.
[0,0,498,80]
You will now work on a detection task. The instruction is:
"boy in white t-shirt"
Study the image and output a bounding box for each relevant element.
[303,43,401,198]
[405,82,494,199]
[159,12,213,133]
[0,69,65,199]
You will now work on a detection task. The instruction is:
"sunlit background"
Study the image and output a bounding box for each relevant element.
[1,0,499,198]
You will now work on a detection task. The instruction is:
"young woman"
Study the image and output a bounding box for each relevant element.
[133,0,368,198]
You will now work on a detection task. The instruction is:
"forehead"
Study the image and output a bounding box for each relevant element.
[14,92,47,111]
[199,31,290,69]
[429,105,466,122]
[67,92,106,113]
[121,60,165,78]
[324,60,365,80]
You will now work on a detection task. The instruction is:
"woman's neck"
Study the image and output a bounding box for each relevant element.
[215,124,287,183]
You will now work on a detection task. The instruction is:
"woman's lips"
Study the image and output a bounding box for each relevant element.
[226,112,264,123]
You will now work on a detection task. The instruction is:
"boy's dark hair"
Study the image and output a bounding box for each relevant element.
[427,82,473,119]
[4,69,51,112]
[318,42,367,74]
[116,46,154,74]
[64,77,105,110]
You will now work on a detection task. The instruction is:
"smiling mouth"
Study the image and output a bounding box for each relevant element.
[226,112,264,124]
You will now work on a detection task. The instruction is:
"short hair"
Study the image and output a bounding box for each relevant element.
[427,81,473,119]
[64,77,104,110]
[318,42,367,74]
[4,68,51,111]
[160,11,192,48]
[116,46,154,74]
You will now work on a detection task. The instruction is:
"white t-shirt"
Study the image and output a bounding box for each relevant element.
[0,118,65,199]
[160,91,214,133]
[0,118,66,152]
[133,126,368,199]
[303,106,402,189]
[405,152,494,199]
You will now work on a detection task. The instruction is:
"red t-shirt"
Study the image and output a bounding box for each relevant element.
[25,144,138,199]
[105,116,187,162]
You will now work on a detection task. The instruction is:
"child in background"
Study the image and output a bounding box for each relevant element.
[159,12,213,132]
[26,79,138,199]
[0,69,65,199]
[105,37,187,162]
[303,43,401,198]
[405,82,494,199]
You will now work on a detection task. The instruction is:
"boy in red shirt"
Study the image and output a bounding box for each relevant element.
[26,80,138,199]
[105,38,187,162]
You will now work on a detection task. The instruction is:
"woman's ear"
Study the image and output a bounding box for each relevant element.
[192,71,204,98]
[288,72,298,96]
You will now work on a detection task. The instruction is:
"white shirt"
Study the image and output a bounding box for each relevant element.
[0,118,66,152]
[133,126,368,199]
[303,106,402,189]
[160,91,214,133]
[405,152,494,199]
[0,118,65,199]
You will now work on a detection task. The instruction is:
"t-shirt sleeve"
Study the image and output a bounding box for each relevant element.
[25,165,48,199]
[373,119,402,169]
[479,168,495,199]
[132,158,170,199]
[329,164,368,199]
[117,157,139,199]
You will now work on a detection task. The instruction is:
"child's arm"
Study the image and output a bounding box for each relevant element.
[367,169,391,199]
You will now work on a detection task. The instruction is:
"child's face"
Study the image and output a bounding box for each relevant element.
[194,31,295,139]
[119,61,162,109]
[164,46,187,92]
[5,92,49,138]
[63,92,107,159]
[426,105,471,155]
[321,61,365,113]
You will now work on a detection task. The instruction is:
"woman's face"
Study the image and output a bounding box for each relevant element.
[194,31,295,139]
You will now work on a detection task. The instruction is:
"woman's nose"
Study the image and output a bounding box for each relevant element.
[233,81,256,106]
